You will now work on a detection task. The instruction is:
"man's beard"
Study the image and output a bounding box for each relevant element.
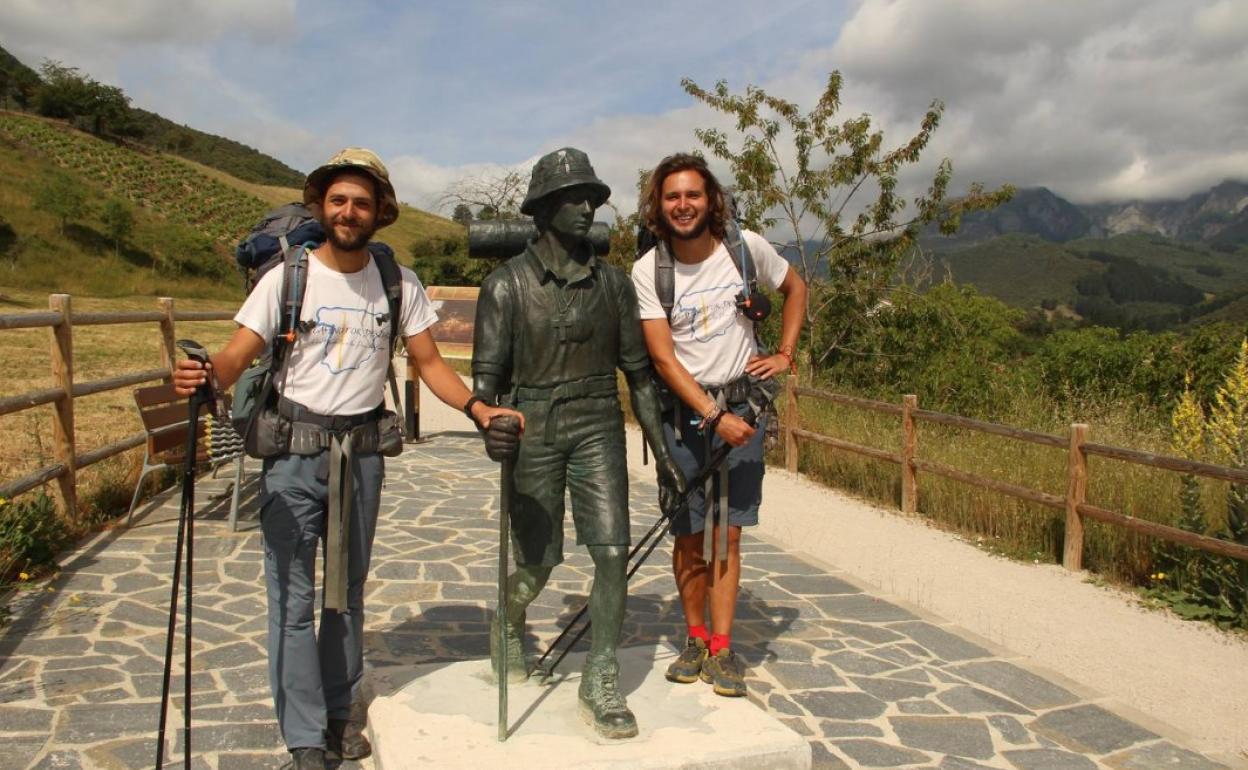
[326,218,376,251]
[668,212,709,241]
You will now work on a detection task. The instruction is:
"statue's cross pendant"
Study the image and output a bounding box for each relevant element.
[552,310,575,343]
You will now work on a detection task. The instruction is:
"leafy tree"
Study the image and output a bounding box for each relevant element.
[33,171,88,235]
[683,72,1013,370]
[9,67,40,109]
[451,203,473,226]
[409,232,486,287]
[100,198,134,255]
[34,60,135,137]
[827,282,1028,416]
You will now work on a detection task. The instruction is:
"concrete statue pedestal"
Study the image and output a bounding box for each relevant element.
[365,643,811,769]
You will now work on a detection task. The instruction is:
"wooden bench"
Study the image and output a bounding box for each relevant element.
[127,382,245,530]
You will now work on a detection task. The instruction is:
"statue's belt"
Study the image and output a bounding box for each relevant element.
[513,375,619,444]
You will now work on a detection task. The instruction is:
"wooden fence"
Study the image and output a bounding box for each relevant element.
[0,294,233,519]
[781,377,1248,570]
[6,292,1248,571]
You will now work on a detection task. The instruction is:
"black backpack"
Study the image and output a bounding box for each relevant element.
[232,203,404,437]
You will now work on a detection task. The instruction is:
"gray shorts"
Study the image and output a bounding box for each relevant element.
[663,403,766,536]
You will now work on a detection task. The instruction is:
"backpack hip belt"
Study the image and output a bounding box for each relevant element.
[279,398,388,455]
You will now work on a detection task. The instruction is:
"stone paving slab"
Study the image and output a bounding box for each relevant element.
[0,432,1237,770]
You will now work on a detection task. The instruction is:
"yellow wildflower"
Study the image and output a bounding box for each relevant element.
[1170,372,1205,460]
[18,572,29,581]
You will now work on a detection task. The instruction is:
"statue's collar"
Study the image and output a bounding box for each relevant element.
[527,238,595,285]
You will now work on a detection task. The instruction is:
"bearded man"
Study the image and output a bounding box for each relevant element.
[175,149,520,768]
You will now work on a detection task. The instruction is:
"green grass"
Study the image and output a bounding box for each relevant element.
[1067,233,1248,295]
[0,110,469,295]
[931,232,1248,319]
[933,234,1102,308]
[786,381,1232,586]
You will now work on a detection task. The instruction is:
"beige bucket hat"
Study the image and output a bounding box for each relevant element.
[303,147,400,228]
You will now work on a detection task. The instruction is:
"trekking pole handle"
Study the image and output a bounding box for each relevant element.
[176,339,218,408]
[175,339,210,364]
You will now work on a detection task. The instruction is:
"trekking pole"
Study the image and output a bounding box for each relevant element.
[496,455,514,742]
[533,418,758,680]
[155,340,214,770]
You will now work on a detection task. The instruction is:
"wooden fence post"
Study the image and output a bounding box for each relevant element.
[49,294,77,520]
[784,371,798,473]
[157,297,176,379]
[902,394,918,514]
[1064,423,1089,571]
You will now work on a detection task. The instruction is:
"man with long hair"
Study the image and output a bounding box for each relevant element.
[631,153,807,697]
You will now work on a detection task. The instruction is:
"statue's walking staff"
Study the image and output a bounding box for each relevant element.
[496,454,515,742]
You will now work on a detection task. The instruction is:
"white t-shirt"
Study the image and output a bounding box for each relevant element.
[235,251,438,415]
[632,230,790,386]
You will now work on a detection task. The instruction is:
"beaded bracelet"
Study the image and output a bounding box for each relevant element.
[698,404,725,432]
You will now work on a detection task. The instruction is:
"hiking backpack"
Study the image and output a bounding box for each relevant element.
[231,203,404,439]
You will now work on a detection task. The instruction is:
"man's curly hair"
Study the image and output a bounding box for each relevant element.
[639,153,728,242]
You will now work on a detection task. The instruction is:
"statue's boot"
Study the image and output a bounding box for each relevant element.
[577,652,638,739]
[490,610,529,684]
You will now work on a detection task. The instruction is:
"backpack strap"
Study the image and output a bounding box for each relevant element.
[369,247,405,424]
[275,243,310,370]
[371,247,403,354]
[723,219,757,293]
[655,239,676,322]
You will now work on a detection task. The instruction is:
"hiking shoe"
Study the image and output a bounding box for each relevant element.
[490,612,529,684]
[665,636,708,684]
[578,652,638,739]
[288,747,327,770]
[327,718,371,760]
[700,648,748,697]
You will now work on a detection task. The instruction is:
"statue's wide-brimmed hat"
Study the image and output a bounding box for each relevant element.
[520,147,611,216]
[303,147,400,228]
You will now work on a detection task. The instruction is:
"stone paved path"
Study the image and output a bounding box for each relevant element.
[0,432,1235,770]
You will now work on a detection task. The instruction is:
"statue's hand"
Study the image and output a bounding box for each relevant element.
[656,455,687,519]
[484,414,522,462]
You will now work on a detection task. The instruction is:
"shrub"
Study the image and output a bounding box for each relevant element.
[0,492,68,583]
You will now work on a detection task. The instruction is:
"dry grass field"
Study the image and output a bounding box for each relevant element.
[0,286,238,517]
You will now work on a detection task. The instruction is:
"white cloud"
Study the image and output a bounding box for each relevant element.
[4,0,1244,221]
[393,0,1248,231]
[0,0,294,49]
[823,0,1248,203]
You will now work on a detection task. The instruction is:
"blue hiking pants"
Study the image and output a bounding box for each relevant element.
[258,451,383,751]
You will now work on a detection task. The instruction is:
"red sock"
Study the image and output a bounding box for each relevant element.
[687,624,710,643]
[709,633,730,656]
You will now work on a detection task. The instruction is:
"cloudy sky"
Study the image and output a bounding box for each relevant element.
[2,0,1246,217]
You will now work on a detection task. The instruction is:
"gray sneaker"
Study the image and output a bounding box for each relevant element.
[700,648,747,697]
[665,636,708,684]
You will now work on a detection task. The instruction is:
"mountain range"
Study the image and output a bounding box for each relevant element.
[924,181,1248,252]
